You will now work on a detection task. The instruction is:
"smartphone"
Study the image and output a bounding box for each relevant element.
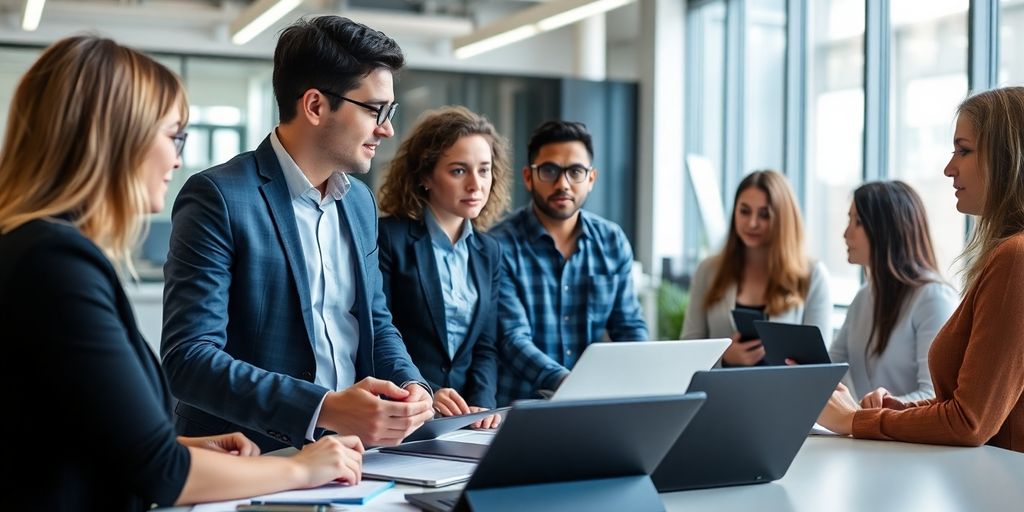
[731,308,766,341]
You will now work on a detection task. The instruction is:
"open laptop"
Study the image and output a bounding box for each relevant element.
[551,339,730,401]
[406,394,707,512]
[652,364,847,491]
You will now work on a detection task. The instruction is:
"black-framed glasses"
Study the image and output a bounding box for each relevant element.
[530,163,592,184]
[171,131,188,157]
[317,89,398,126]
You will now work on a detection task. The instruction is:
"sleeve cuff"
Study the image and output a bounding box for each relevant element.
[306,391,329,442]
[402,380,434,400]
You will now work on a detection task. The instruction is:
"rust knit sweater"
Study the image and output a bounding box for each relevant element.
[852,234,1024,452]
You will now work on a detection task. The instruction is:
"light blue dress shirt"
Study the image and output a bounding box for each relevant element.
[424,208,478,359]
[270,130,360,439]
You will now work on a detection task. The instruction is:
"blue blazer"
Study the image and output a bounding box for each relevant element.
[1,219,189,511]
[161,136,425,451]
[378,216,499,408]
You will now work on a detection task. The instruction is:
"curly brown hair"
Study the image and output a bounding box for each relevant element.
[377,105,511,230]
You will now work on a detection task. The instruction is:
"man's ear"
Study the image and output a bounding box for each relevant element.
[588,167,598,191]
[298,89,328,127]
[522,165,534,191]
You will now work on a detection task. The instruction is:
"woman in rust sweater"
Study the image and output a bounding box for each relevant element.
[818,86,1024,453]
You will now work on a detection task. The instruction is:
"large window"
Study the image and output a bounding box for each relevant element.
[744,0,787,172]
[889,1,968,282]
[682,0,727,275]
[1001,0,1024,84]
[805,0,865,304]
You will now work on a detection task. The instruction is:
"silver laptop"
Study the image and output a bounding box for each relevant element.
[551,339,730,401]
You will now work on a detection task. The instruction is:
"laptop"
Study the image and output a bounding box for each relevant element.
[652,364,847,491]
[753,321,832,366]
[406,394,707,512]
[551,339,730,401]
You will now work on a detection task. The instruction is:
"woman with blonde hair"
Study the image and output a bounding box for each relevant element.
[682,170,832,366]
[0,36,362,510]
[819,87,1024,453]
[377,105,511,427]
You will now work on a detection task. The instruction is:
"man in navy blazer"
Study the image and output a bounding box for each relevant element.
[161,16,433,452]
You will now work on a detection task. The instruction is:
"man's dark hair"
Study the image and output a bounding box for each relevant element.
[273,16,405,123]
[526,120,594,163]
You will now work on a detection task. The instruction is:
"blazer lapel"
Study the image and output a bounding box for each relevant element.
[411,221,450,356]
[255,138,316,344]
[454,235,487,360]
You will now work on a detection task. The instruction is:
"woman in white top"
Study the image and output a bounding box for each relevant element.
[682,170,832,366]
[831,181,958,404]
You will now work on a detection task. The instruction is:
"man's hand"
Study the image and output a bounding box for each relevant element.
[317,377,434,446]
[434,388,471,417]
[722,333,766,366]
[468,406,502,429]
[178,432,260,456]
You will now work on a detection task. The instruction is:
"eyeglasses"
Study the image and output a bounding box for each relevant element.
[171,131,188,157]
[530,163,592,184]
[317,89,398,126]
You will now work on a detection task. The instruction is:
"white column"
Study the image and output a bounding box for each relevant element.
[573,14,606,80]
[635,0,685,277]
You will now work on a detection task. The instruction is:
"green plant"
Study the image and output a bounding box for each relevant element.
[656,280,689,340]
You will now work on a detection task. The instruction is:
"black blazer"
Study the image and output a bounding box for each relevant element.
[378,216,500,408]
[0,219,190,511]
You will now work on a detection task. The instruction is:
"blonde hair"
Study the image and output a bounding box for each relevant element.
[0,36,188,269]
[704,170,810,316]
[378,105,511,230]
[956,86,1024,289]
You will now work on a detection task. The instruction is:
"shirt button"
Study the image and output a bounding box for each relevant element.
[566,349,572,356]
[564,285,569,291]
[563,316,570,322]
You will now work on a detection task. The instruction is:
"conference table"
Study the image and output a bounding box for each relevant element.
[188,435,1024,511]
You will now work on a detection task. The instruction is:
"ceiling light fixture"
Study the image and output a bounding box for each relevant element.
[230,0,303,45]
[22,0,46,31]
[453,0,634,60]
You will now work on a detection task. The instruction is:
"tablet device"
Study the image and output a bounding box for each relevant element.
[382,440,489,462]
[753,321,831,366]
[731,308,766,340]
[403,407,510,443]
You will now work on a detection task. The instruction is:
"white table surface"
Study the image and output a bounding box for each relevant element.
[187,435,1024,511]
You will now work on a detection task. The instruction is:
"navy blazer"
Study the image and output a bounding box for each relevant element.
[1,219,189,511]
[161,136,425,451]
[378,216,499,408]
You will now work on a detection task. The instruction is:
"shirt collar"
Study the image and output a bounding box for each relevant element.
[424,206,474,249]
[270,128,351,203]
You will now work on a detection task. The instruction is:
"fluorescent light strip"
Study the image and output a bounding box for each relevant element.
[536,0,632,32]
[454,25,540,60]
[22,0,45,31]
[231,0,303,45]
[454,0,634,60]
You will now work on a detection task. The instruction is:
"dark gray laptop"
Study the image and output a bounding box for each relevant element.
[652,364,847,491]
[406,394,707,512]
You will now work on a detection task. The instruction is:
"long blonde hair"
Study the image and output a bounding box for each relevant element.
[378,105,511,230]
[0,36,188,267]
[704,170,810,316]
[956,86,1024,290]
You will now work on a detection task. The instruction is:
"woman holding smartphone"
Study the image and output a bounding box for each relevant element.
[681,170,832,366]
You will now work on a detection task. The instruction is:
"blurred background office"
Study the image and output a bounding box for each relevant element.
[1,0,1022,345]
